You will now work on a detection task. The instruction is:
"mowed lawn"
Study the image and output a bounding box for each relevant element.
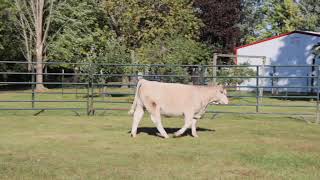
[1,114,320,180]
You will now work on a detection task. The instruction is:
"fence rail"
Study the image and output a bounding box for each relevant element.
[0,61,319,123]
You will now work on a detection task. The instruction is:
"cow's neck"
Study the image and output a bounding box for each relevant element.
[198,86,218,105]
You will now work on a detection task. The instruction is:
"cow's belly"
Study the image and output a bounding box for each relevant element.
[158,103,192,117]
[159,101,206,118]
[160,108,184,117]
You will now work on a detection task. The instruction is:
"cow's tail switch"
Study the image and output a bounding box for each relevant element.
[128,79,143,115]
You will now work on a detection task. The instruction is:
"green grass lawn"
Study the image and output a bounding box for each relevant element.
[0,115,320,179]
[0,88,320,179]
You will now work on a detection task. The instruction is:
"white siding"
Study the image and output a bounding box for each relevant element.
[237,33,320,93]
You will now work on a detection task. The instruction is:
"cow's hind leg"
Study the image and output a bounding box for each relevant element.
[191,119,198,138]
[131,105,144,138]
[174,114,193,137]
[151,111,169,139]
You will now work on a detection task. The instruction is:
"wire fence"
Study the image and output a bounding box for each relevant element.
[0,60,319,123]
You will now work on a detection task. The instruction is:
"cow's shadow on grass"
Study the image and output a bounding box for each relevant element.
[130,127,215,137]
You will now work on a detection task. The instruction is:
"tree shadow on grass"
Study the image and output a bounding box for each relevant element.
[129,127,215,138]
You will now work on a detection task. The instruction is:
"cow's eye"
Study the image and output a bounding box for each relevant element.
[220,89,226,95]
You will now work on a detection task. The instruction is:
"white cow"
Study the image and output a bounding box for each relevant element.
[129,79,229,138]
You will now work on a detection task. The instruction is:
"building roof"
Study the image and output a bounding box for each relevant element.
[300,31,320,36]
[236,30,320,50]
[234,31,320,64]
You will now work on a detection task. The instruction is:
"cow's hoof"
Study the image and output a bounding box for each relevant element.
[131,134,137,138]
[192,134,199,138]
[173,133,181,138]
[156,133,169,139]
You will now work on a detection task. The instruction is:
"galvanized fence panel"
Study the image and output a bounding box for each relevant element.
[0,61,319,122]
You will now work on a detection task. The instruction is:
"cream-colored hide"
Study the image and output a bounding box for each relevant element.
[129,79,228,138]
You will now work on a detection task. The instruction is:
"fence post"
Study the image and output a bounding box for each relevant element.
[271,66,275,95]
[86,81,90,115]
[100,69,104,99]
[260,57,266,104]
[201,65,206,85]
[75,66,79,99]
[90,63,95,115]
[75,85,78,99]
[316,65,320,124]
[212,53,218,85]
[31,63,35,109]
[61,69,64,96]
[86,63,94,116]
[256,66,260,113]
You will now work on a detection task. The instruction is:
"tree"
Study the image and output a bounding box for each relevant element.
[137,36,210,65]
[14,0,55,92]
[0,0,26,82]
[103,0,201,49]
[48,0,110,65]
[239,0,264,44]
[48,0,130,83]
[299,0,320,31]
[137,36,211,83]
[194,0,242,53]
[255,0,303,39]
[0,0,11,50]
[104,0,202,85]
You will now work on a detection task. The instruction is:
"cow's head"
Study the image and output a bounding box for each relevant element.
[211,85,229,104]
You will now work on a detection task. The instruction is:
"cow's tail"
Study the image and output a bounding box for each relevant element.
[128,80,143,115]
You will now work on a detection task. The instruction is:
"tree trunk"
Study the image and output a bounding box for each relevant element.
[121,76,129,88]
[72,67,80,83]
[2,64,8,82]
[34,0,48,92]
[35,45,47,92]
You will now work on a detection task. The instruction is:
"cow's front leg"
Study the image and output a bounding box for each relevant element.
[191,119,198,138]
[131,106,144,137]
[151,113,169,139]
[174,115,193,137]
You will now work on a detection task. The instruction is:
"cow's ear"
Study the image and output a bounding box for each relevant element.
[216,83,223,88]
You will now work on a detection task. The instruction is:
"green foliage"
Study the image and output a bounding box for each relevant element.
[217,63,255,85]
[0,0,13,52]
[49,0,203,83]
[49,0,109,63]
[194,0,242,53]
[136,36,211,83]
[104,0,202,48]
[77,39,131,83]
[137,36,211,65]
[0,0,9,41]
[299,0,320,31]
[48,0,130,77]
[0,0,23,65]
[254,0,303,39]
[239,0,264,44]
